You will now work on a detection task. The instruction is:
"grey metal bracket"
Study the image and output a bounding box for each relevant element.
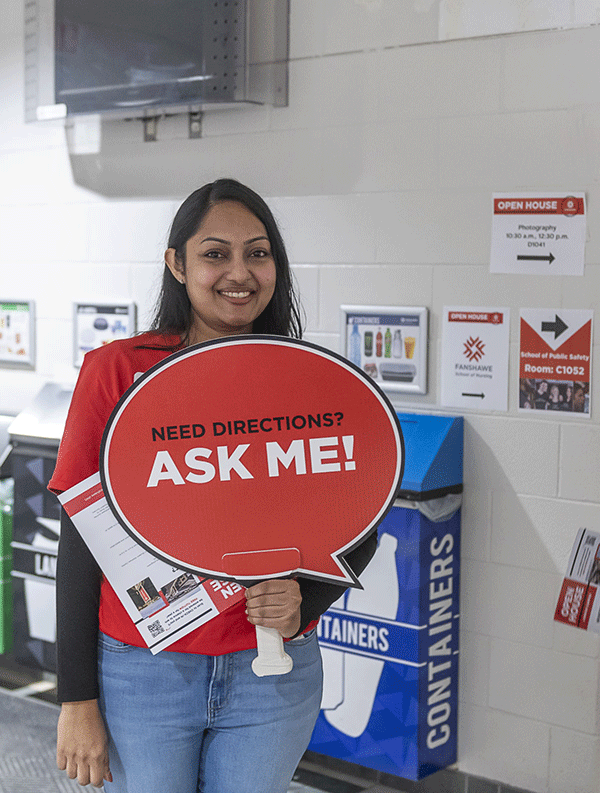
[143,116,159,142]
[188,110,204,139]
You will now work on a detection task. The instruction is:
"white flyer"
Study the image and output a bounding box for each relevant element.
[554,528,600,634]
[491,193,586,276]
[58,472,245,653]
[441,307,510,411]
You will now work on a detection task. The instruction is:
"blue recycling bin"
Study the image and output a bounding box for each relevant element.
[309,412,463,781]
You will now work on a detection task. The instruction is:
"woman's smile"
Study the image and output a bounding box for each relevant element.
[218,289,254,300]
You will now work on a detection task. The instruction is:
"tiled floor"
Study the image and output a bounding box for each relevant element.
[292,762,406,793]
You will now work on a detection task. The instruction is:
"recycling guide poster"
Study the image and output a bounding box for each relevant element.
[441,307,510,412]
[0,301,34,367]
[519,309,593,416]
[74,302,136,367]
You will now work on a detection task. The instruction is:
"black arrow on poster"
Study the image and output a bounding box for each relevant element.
[541,314,568,339]
[517,253,555,264]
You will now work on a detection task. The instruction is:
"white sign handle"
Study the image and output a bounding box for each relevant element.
[252,626,294,677]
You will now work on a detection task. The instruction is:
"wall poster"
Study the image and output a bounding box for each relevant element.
[0,300,35,368]
[519,308,593,416]
[441,306,510,412]
[491,193,586,276]
[73,302,137,367]
[340,306,428,395]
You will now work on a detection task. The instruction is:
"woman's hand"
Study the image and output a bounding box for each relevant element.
[57,699,112,787]
[245,579,302,638]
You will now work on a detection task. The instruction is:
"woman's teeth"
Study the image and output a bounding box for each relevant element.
[221,291,251,298]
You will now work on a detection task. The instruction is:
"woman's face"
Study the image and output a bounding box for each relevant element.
[166,201,276,344]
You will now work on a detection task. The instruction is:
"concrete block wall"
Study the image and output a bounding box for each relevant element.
[1,1,599,791]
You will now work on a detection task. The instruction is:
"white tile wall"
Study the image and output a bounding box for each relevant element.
[219,128,325,197]
[319,265,433,332]
[458,703,550,792]
[35,317,74,377]
[268,195,378,264]
[460,484,492,562]
[559,424,600,501]
[373,191,492,266]
[439,109,589,191]
[271,53,379,131]
[439,0,572,41]
[376,38,503,122]
[458,630,491,707]
[490,492,600,572]
[288,0,326,59]
[340,119,439,193]
[503,27,600,111]
[0,370,50,417]
[553,620,600,660]
[463,416,560,496]
[1,7,599,792]
[87,201,173,263]
[489,638,599,732]
[460,559,557,647]
[0,146,96,204]
[549,726,600,793]
[130,264,164,330]
[291,265,320,331]
[573,1,600,26]
[36,262,133,321]
[322,0,439,53]
[0,205,89,265]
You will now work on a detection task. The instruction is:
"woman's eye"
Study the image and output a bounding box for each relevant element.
[250,249,270,258]
[204,250,225,259]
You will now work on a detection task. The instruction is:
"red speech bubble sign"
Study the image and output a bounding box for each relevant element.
[100,336,403,586]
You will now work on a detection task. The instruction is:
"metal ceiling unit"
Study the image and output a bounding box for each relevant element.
[25,0,289,123]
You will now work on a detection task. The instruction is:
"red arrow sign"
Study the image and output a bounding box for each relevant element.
[100,336,403,586]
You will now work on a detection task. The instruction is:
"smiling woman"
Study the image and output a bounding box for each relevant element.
[49,178,378,793]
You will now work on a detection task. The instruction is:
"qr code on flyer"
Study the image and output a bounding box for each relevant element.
[147,620,165,639]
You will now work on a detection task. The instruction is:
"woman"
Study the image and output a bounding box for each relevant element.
[545,383,562,410]
[49,179,376,792]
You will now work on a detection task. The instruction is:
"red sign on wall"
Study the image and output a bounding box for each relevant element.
[101,336,404,585]
[519,309,593,415]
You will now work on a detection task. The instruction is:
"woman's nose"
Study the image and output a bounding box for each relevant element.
[228,252,251,281]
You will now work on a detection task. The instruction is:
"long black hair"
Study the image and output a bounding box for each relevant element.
[148,179,303,343]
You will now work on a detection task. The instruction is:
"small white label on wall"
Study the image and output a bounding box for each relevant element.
[36,104,67,121]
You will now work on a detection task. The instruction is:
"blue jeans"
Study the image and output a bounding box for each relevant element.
[97,630,323,793]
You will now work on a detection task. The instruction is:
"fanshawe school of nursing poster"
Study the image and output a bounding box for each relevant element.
[441,307,510,412]
[519,309,593,416]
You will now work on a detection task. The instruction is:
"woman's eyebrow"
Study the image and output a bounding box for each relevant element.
[199,235,269,245]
